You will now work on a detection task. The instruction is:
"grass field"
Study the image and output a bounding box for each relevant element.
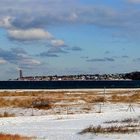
[0,89,139,115]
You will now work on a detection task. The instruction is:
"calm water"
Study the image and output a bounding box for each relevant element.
[0,80,140,89]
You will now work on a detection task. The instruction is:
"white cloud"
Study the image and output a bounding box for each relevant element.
[8,28,53,41]
[51,39,65,47]
[127,0,140,3]
[0,0,139,31]
[69,13,78,21]
[1,0,139,42]
[23,59,41,65]
[0,48,41,68]
[7,27,67,48]
[0,16,13,28]
[0,59,6,64]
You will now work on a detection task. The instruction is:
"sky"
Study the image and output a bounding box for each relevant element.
[0,0,140,80]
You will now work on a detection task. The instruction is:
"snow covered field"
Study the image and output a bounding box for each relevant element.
[0,109,140,140]
[0,89,140,140]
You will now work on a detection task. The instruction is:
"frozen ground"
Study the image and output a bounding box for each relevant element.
[0,103,140,140]
[0,88,140,92]
[0,89,140,140]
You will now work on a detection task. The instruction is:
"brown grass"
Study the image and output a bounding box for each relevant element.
[83,95,105,103]
[82,104,92,111]
[0,112,15,118]
[0,97,52,109]
[0,90,140,112]
[121,118,139,123]
[110,93,140,103]
[79,125,140,134]
[0,91,99,109]
[0,98,33,108]
[0,133,32,140]
[32,99,53,109]
[0,91,66,97]
[104,118,139,124]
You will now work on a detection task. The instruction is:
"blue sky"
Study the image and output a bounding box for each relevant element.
[0,0,140,80]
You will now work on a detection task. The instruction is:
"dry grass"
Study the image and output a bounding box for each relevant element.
[104,118,139,124]
[121,118,139,123]
[0,90,78,97]
[32,99,53,109]
[0,97,52,109]
[0,90,140,112]
[82,95,105,103]
[82,104,92,111]
[0,98,33,108]
[82,117,140,135]
[0,91,98,109]
[110,92,140,103]
[79,125,140,134]
[0,133,32,140]
[0,112,15,118]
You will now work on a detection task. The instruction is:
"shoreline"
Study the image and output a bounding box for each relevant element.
[0,88,140,92]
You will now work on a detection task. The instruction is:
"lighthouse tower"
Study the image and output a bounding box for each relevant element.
[19,69,23,79]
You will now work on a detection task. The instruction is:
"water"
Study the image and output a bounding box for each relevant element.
[0,80,140,89]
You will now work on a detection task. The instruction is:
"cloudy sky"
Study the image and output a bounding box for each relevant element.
[0,0,140,80]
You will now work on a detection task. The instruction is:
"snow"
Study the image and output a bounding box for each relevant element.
[0,104,140,140]
[0,89,140,140]
[1,88,140,92]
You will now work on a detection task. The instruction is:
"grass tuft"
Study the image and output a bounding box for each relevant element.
[105,118,139,124]
[79,125,140,134]
[0,112,15,118]
[0,133,32,140]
